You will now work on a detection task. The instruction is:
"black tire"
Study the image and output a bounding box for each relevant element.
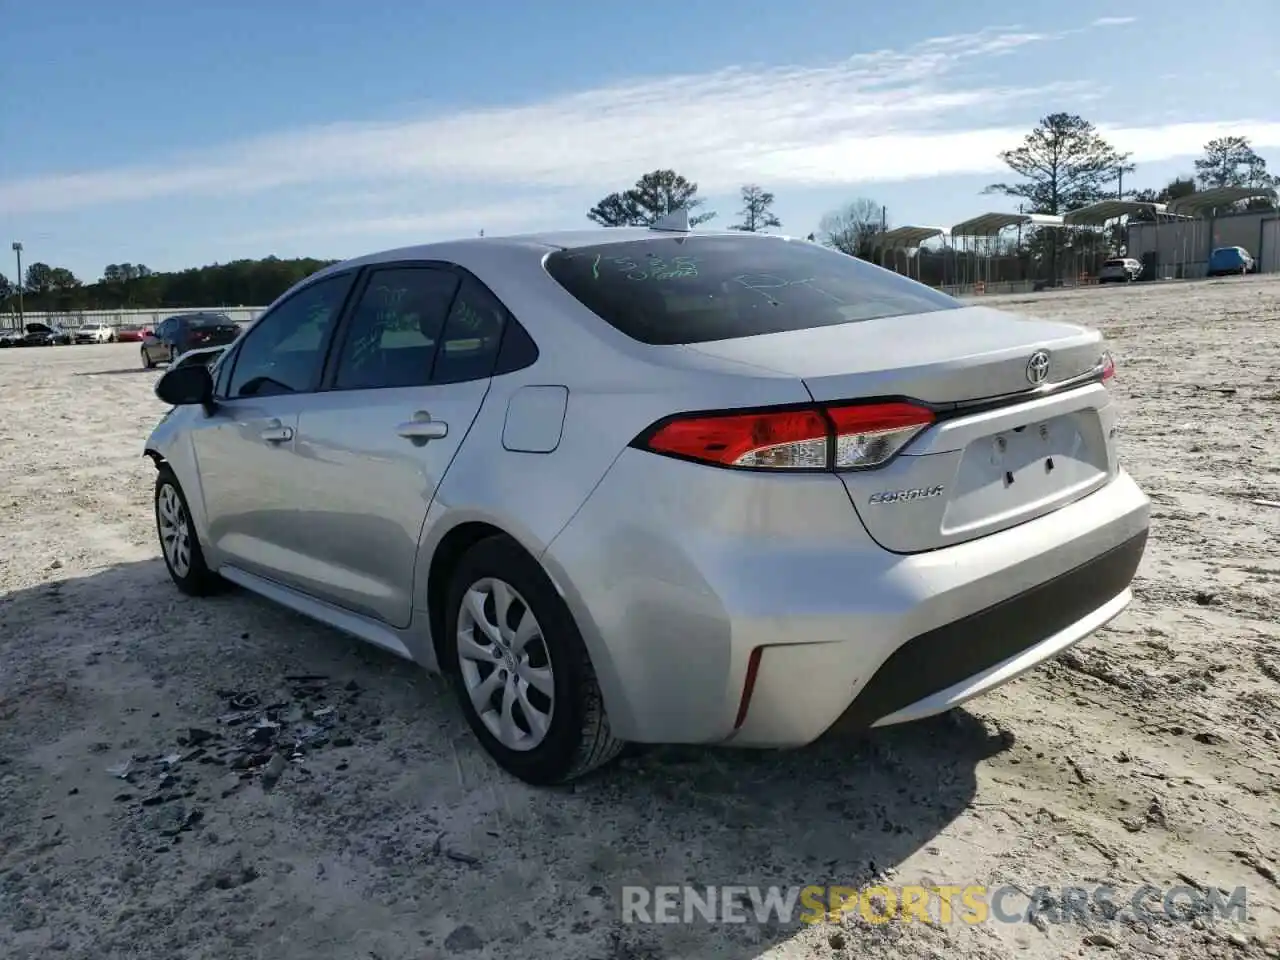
[442,536,625,785]
[154,466,227,597]
[142,346,155,369]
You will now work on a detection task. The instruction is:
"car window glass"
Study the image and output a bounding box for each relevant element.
[431,276,508,384]
[333,268,459,390]
[228,273,351,398]
[544,235,960,345]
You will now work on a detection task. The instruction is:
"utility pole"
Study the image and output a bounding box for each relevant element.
[11,242,23,326]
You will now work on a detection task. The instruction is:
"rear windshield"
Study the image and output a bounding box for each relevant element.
[543,235,961,345]
[1103,259,1125,267]
[188,316,235,328]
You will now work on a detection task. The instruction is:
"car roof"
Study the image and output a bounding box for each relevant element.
[318,226,794,272]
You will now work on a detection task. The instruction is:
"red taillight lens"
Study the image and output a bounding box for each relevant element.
[826,401,936,469]
[645,409,829,469]
[637,401,934,471]
[1100,351,1115,383]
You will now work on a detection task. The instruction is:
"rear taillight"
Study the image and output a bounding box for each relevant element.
[636,401,934,471]
[1100,351,1115,383]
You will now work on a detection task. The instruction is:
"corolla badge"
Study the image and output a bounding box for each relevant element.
[868,485,945,505]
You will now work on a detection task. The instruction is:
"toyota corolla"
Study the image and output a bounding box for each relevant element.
[143,216,1149,785]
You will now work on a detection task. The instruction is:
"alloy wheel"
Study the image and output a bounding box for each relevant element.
[456,577,555,751]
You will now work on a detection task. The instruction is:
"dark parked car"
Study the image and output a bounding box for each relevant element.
[141,313,242,369]
[0,328,25,347]
[22,322,73,346]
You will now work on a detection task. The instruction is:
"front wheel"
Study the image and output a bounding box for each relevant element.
[443,536,625,785]
[154,467,226,596]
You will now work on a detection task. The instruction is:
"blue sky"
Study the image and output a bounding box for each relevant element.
[2,0,1278,284]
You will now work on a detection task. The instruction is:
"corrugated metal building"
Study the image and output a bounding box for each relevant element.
[1125,187,1280,279]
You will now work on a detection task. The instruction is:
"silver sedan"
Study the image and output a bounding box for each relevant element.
[144,218,1150,784]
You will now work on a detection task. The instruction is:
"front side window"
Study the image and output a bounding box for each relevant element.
[332,268,460,390]
[544,235,961,345]
[228,273,352,398]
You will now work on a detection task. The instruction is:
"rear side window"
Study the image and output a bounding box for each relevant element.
[431,276,509,384]
[543,235,961,345]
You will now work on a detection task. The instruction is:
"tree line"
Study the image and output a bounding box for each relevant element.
[1,256,338,316]
[2,119,1275,315]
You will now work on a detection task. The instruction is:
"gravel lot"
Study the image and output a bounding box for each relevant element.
[2,277,1279,960]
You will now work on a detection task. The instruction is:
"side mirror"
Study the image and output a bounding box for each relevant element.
[155,363,214,407]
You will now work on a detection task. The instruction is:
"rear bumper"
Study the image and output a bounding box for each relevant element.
[544,448,1149,746]
[841,529,1143,728]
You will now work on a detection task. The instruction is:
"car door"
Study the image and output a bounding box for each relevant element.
[146,320,170,362]
[187,272,356,584]
[287,265,508,627]
[166,318,186,362]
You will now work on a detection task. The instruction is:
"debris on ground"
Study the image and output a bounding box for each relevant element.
[101,678,359,837]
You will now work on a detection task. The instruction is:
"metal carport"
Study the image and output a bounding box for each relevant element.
[872,226,949,282]
[949,212,1065,288]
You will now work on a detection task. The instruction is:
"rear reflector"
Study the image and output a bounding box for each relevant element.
[637,400,934,471]
[1100,351,1115,383]
[734,647,764,729]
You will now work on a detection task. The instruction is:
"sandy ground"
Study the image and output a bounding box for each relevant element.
[1,277,1279,960]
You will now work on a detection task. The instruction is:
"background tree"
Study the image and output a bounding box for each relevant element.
[984,113,1129,214]
[24,263,55,297]
[1128,175,1196,222]
[1195,136,1277,189]
[587,169,716,227]
[0,273,12,306]
[817,198,885,259]
[729,184,781,232]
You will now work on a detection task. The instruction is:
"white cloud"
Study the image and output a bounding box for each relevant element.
[1090,16,1138,27]
[1,20,1273,220]
[227,196,568,245]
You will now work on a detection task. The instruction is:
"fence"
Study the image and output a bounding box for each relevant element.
[2,306,265,330]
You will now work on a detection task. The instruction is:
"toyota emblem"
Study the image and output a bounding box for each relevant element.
[1026,350,1051,385]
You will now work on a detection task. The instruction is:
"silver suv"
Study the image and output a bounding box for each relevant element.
[1097,258,1142,284]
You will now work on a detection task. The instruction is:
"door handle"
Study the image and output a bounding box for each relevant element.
[396,411,448,445]
[260,420,293,443]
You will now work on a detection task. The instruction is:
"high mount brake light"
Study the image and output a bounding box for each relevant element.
[637,401,935,471]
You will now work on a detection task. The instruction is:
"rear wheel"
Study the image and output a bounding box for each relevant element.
[443,536,624,785]
[142,346,155,369]
[154,467,226,596]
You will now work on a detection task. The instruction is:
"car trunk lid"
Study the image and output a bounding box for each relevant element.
[188,324,240,347]
[684,306,1117,552]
